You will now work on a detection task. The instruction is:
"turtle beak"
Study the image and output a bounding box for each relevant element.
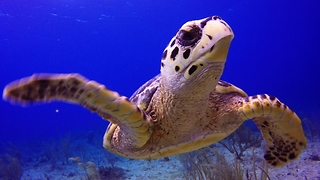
[200,35,233,63]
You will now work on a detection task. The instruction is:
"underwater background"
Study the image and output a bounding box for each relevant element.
[0,0,319,179]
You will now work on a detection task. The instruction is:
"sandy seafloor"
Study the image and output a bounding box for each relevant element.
[17,138,320,180]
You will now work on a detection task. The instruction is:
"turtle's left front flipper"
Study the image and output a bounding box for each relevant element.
[3,74,152,148]
[238,94,307,167]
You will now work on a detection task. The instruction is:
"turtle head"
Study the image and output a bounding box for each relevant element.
[160,16,234,93]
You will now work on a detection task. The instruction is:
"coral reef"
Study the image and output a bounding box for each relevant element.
[178,146,271,180]
[0,142,22,180]
[60,133,72,165]
[69,157,127,180]
[98,166,127,180]
[219,123,262,159]
[178,147,243,180]
[39,133,73,165]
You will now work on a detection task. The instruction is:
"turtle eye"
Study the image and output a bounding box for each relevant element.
[177,25,202,47]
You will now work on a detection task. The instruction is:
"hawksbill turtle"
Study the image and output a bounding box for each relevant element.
[3,16,306,166]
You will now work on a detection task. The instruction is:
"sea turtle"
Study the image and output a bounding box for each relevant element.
[3,16,306,167]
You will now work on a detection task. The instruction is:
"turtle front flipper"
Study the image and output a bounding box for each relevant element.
[3,74,152,148]
[238,94,307,166]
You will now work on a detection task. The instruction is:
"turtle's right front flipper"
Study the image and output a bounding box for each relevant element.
[3,73,152,148]
[238,94,307,166]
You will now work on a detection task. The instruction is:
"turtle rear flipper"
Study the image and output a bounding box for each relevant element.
[3,73,152,148]
[238,94,307,166]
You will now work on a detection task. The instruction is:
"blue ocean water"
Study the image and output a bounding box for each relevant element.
[0,0,319,178]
